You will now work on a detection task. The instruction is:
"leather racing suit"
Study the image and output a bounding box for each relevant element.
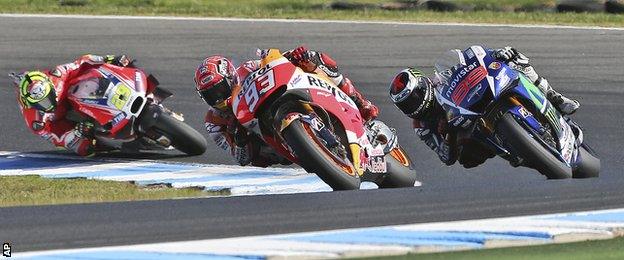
[414,46,577,168]
[14,54,131,156]
[204,48,379,167]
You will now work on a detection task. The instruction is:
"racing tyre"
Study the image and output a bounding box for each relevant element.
[496,113,572,179]
[282,119,361,190]
[377,148,417,188]
[572,144,600,178]
[154,113,208,156]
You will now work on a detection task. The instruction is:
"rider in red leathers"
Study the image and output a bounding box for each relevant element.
[195,46,379,167]
[11,54,131,156]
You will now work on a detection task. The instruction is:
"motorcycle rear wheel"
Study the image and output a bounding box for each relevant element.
[377,148,417,188]
[282,119,361,190]
[496,113,572,179]
[572,144,600,178]
[153,113,208,156]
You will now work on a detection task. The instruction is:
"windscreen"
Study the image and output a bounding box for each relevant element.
[69,77,111,99]
[433,49,465,86]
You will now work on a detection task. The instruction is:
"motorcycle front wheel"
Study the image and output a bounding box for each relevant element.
[496,113,572,179]
[282,119,361,190]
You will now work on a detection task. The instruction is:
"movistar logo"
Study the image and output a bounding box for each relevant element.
[446,61,479,97]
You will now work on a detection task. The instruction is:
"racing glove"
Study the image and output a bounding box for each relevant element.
[105,55,133,67]
[69,122,96,157]
[232,124,250,147]
[289,45,313,64]
[227,121,253,166]
[74,121,95,139]
[416,127,453,165]
[414,119,454,166]
[494,47,530,66]
[495,47,579,115]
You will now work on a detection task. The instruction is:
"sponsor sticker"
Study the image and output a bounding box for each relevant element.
[365,156,387,173]
[111,112,126,126]
[465,49,475,59]
[50,69,62,77]
[308,116,325,131]
[518,107,532,118]
[291,74,303,85]
[489,62,501,70]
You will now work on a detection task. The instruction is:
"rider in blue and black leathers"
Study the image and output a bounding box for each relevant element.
[388,46,580,168]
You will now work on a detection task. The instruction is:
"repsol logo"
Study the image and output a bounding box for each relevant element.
[307,76,355,106]
[446,61,479,97]
[243,63,272,87]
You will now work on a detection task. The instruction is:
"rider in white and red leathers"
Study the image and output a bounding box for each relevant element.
[195,46,379,167]
[389,46,580,168]
[11,54,131,156]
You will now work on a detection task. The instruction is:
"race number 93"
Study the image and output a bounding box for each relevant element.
[110,84,131,110]
[244,70,275,112]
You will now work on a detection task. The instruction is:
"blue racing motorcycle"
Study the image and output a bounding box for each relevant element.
[433,45,599,179]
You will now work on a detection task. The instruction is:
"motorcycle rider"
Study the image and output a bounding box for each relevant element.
[11,54,132,156]
[195,46,379,167]
[388,46,580,168]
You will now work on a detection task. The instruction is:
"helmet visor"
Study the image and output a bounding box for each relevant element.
[197,78,231,107]
[30,89,57,112]
[395,90,424,116]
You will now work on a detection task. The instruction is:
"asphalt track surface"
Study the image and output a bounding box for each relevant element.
[0,15,623,252]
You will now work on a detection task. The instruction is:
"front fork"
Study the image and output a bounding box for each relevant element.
[277,102,365,176]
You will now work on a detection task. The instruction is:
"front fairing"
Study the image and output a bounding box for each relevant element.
[435,46,519,115]
[233,56,296,129]
[66,64,148,136]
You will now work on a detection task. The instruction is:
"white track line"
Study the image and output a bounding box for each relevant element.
[16,207,624,259]
[1,13,623,31]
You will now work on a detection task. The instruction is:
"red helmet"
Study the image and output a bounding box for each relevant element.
[194,56,237,109]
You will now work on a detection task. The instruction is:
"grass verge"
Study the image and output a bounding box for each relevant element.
[361,236,624,260]
[0,175,214,207]
[1,0,623,27]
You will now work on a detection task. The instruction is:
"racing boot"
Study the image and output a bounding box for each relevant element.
[547,89,580,115]
[339,77,379,121]
[511,61,580,115]
[536,78,580,115]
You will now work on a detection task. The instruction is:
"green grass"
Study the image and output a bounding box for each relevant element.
[360,236,624,260]
[0,0,623,27]
[0,175,216,207]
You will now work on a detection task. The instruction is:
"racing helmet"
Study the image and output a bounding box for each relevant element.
[388,68,435,120]
[19,71,57,112]
[194,56,237,110]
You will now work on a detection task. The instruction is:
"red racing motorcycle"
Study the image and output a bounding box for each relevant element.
[13,63,207,156]
[233,49,417,190]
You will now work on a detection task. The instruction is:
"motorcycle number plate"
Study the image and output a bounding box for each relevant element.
[110,84,132,110]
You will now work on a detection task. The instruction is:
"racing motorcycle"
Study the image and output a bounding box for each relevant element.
[434,45,599,179]
[11,63,208,156]
[233,49,417,190]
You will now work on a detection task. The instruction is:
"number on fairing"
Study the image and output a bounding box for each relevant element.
[110,84,131,110]
[245,70,275,112]
[244,84,260,113]
[257,70,275,95]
